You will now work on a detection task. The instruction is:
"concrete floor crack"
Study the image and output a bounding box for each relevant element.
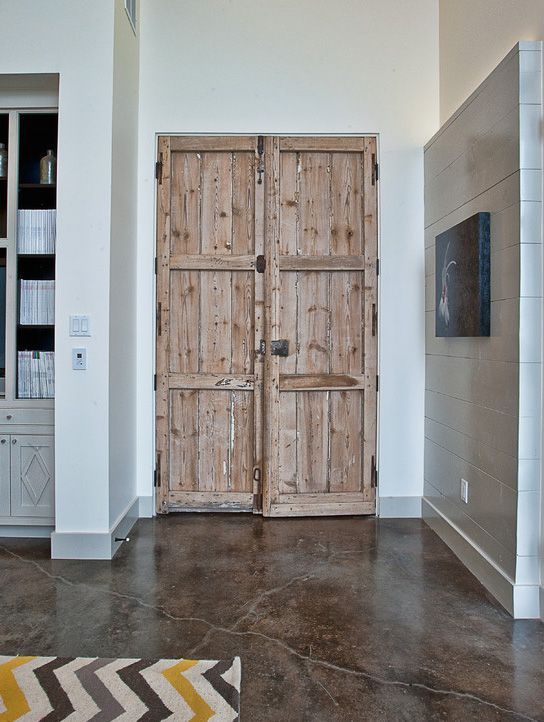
[0,544,538,722]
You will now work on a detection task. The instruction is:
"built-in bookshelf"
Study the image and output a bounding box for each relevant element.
[0,92,57,525]
[16,113,57,400]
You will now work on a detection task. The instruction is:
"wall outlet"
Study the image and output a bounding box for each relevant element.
[72,348,87,370]
[460,478,469,504]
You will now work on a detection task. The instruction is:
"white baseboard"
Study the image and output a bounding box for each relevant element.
[138,495,154,518]
[378,496,422,518]
[0,526,54,538]
[423,498,540,619]
[51,497,140,560]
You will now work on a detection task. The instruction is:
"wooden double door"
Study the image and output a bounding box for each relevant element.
[155,136,378,516]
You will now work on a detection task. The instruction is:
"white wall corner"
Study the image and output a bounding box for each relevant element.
[51,497,139,560]
[423,499,541,618]
[138,495,154,518]
[378,496,422,518]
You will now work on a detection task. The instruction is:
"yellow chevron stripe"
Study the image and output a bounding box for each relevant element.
[0,657,36,722]
[162,660,215,722]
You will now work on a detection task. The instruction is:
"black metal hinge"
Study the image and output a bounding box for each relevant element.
[155,158,163,184]
[253,467,262,511]
[376,258,380,276]
[372,155,379,185]
[153,374,157,391]
[154,455,161,488]
[371,455,378,488]
[372,303,377,337]
[257,135,265,185]
[154,257,157,275]
[376,375,379,393]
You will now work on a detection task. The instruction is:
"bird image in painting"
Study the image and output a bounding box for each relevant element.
[439,242,457,327]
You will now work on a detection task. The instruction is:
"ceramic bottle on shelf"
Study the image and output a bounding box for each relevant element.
[0,143,7,179]
[39,149,56,185]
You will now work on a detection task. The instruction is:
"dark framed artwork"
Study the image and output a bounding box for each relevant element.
[435,212,490,337]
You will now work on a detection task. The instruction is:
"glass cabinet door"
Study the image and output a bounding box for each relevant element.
[0,248,5,397]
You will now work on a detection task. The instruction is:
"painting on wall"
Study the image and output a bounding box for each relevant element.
[435,212,490,337]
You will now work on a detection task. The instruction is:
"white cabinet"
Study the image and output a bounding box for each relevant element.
[0,433,54,521]
[10,435,54,518]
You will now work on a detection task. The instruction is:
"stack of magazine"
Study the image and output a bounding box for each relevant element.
[18,351,55,399]
[19,280,55,325]
[17,210,56,254]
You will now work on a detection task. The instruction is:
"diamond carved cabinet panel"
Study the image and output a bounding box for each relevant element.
[10,435,54,518]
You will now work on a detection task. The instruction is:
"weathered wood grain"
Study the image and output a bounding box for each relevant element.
[169,390,198,491]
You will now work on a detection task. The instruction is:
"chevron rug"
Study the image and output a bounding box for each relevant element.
[0,656,240,721]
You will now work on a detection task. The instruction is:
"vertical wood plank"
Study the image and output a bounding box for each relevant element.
[170,152,201,255]
[198,390,230,492]
[278,152,298,493]
[295,151,331,493]
[232,152,255,254]
[231,390,254,492]
[298,391,329,493]
[328,155,364,493]
[231,271,254,374]
[201,153,233,253]
[169,271,200,373]
[329,390,362,492]
[262,136,281,515]
[155,137,172,513]
[169,390,198,491]
[253,142,265,510]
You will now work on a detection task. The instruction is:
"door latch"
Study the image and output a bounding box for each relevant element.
[271,339,289,356]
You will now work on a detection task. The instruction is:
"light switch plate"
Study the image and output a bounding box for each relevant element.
[72,348,87,370]
[70,315,91,337]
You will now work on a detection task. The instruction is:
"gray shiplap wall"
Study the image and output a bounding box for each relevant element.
[423,42,543,618]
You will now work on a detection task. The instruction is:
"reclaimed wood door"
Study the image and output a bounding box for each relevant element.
[156,136,377,516]
[263,137,377,516]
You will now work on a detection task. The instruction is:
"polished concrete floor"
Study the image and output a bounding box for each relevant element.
[0,516,543,721]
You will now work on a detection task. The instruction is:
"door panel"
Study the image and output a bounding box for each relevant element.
[156,138,259,513]
[156,136,377,516]
[264,137,377,516]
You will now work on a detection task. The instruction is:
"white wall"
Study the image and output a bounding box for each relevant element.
[439,0,544,121]
[0,0,115,534]
[109,0,140,526]
[136,0,440,506]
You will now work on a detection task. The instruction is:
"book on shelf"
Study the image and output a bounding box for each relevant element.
[17,209,56,254]
[17,351,54,399]
[19,279,55,325]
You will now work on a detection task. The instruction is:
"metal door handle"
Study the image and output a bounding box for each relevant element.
[12,439,17,444]
[0,439,5,444]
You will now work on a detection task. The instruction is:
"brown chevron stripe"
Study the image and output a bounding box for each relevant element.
[34,657,75,722]
[75,658,125,721]
[116,659,172,721]
[203,659,240,718]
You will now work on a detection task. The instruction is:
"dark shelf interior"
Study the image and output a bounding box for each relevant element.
[19,113,58,186]
[0,114,7,238]
[18,256,55,281]
[17,326,54,352]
